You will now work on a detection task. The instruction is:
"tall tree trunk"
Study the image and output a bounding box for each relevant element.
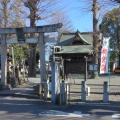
[93,0,99,78]
[28,44,37,77]
[117,27,120,66]
[26,1,38,77]
[2,0,9,28]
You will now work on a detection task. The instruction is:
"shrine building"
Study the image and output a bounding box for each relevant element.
[52,30,101,80]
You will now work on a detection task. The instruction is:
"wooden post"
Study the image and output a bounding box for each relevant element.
[93,0,99,78]
[84,56,88,81]
[61,58,64,79]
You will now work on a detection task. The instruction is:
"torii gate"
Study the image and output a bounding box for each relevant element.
[0,23,62,88]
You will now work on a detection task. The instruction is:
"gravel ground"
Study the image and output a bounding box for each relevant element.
[66,74,120,104]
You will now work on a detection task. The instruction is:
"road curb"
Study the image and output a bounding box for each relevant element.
[70,102,120,108]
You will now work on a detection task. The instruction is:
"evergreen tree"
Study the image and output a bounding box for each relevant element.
[99,8,120,65]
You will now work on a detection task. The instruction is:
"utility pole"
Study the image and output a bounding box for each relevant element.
[24,0,40,77]
[117,28,120,66]
[92,0,99,78]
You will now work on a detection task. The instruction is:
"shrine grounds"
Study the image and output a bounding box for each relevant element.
[69,73,120,104]
[0,73,120,104]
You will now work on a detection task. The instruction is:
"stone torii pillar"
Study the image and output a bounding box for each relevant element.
[39,33,46,83]
[0,23,62,88]
[1,34,7,86]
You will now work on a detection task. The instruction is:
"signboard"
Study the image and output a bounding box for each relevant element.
[89,64,98,71]
[65,61,85,74]
[100,37,110,74]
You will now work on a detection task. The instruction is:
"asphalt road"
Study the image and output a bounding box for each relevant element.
[1,73,120,120]
[0,96,120,120]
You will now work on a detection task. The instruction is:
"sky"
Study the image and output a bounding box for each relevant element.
[33,0,93,32]
[26,0,119,33]
[58,0,119,32]
[59,0,93,32]
[34,0,118,33]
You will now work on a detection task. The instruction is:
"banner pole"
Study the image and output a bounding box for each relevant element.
[108,38,110,91]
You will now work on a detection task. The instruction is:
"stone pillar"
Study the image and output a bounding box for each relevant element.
[39,33,46,82]
[60,80,67,105]
[86,85,90,96]
[81,81,86,101]
[1,34,7,87]
[51,61,60,104]
[103,81,109,102]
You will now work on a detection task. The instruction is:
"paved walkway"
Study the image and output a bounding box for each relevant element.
[0,78,40,98]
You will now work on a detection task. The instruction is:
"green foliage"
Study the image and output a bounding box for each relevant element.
[8,43,40,65]
[9,44,29,65]
[99,8,120,60]
[110,51,118,60]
